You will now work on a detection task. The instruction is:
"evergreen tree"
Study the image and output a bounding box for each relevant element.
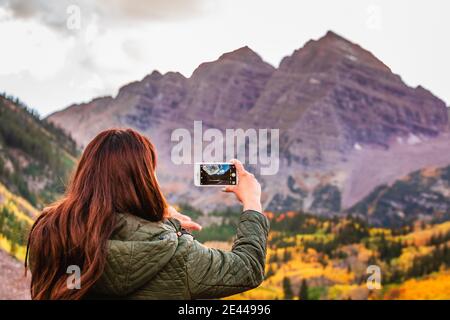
[298,279,309,300]
[282,277,294,300]
[265,265,275,279]
[269,252,278,263]
[283,249,291,262]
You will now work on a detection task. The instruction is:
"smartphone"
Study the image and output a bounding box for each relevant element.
[194,163,237,187]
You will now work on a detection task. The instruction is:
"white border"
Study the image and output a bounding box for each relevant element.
[194,162,238,187]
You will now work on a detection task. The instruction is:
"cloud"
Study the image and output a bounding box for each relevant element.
[0,17,70,80]
[0,0,206,83]
[0,0,204,33]
[0,0,70,31]
[96,0,204,20]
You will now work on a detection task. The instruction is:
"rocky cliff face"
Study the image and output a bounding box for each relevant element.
[47,31,450,219]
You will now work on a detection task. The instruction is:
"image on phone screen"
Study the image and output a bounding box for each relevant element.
[199,163,237,186]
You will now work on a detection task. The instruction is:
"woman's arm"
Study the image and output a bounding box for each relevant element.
[186,210,269,299]
[186,159,270,299]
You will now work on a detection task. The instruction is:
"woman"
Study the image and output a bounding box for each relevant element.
[26,128,269,299]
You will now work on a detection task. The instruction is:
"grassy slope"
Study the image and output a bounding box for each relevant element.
[0,94,78,261]
[0,94,78,209]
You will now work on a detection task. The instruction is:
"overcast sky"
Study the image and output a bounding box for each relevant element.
[0,0,449,117]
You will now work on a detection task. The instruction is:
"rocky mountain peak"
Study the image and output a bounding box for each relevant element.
[47,33,450,217]
[218,46,264,64]
[191,46,274,80]
[145,70,163,81]
[279,30,392,75]
[322,30,353,44]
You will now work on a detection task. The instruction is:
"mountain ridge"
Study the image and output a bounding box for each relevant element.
[0,94,78,208]
[46,31,450,219]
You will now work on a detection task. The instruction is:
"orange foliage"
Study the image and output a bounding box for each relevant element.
[384,271,450,300]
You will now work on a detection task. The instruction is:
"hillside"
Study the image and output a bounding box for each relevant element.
[0,93,78,261]
[383,271,450,299]
[0,180,34,296]
[0,94,79,299]
[0,182,35,260]
[47,31,450,218]
[348,165,450,227]
[196,212,450,300]
[0,94,78,209]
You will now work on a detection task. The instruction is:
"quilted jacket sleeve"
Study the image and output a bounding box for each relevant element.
[186,210,270,299]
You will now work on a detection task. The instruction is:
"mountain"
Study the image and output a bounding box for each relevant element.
[0,94,78,209]
[47,31,450,219]
[348,165,450,227]
[448,107,450,130]
[48,46,276,146]
[250,31,447,161]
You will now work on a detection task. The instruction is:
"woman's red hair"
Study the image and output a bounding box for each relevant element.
[25,128,167,299]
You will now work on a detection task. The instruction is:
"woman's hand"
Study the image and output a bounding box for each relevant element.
[166,206,202,231]
[222,159,262,213]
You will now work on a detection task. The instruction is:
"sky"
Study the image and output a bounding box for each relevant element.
[0,0,449,117]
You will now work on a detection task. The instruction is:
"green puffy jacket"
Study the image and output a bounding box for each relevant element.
[87,210,270,299]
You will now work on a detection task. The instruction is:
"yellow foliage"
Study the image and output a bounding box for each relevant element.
[0,182,35,260]
[393,245,433,271]
[384,271,450,300]
[0,235,27,261]
[229,220,450,300]
[0,182,39,220]
[226,286,283,300]
[327,284,366,300]
[369,228,390,237]
[399,221,450,246]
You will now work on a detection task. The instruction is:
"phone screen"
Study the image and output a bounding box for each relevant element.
[199,163,237,186]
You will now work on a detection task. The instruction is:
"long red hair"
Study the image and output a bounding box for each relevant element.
[25,128,167,299]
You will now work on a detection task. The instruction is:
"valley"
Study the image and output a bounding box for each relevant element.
[198,211,450,300]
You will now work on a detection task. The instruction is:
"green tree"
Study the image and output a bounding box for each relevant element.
[269,252,278,263]
[283,248,291,262]
[282,276,294,300]
[298,279,309,300]
[265,265,275,279]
